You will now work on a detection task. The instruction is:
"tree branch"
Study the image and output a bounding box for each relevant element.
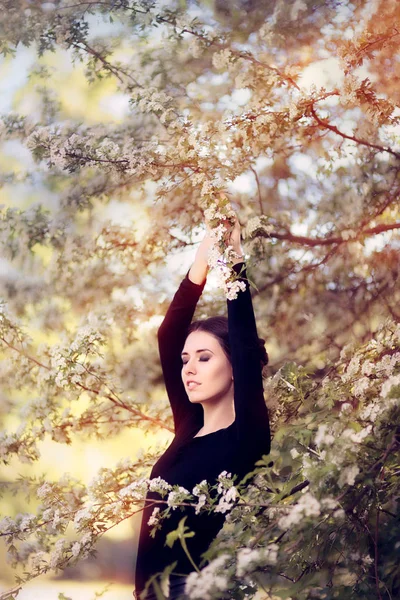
[374,506,383,600]
[310,105,400,160]
[250,166,263,215]
[0,337,173,433]
[255,221,400,247]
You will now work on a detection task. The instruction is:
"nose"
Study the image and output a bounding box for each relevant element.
[183,359,196,375]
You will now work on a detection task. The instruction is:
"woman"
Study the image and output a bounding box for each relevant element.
[134,215,271,599]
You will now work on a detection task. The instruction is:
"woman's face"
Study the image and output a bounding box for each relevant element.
[181,330,233,404]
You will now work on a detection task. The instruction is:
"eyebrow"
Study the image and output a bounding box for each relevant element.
[181,349,214,357]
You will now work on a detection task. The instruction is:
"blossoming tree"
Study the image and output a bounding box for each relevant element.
[0,0,399,599]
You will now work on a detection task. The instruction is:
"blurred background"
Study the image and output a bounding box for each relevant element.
[1,0,399,598]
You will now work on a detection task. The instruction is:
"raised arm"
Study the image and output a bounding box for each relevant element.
[226,220,271,453]
[157,233,214,434]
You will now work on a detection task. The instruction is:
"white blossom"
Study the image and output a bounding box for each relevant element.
[278,492,321,529]
[73,506,94,528]
[359,400,384,422]
[37,482,53,499]
[333,508,346,520]
[147,507,161,527]
[225,278,247,301]
[341,356,361,382]
[49,538,66,569]
[148,476,172,494]
[338,465,360,487]
[314,424,335,447]
[217,471,233,493]
[167,486,190,510]
[31,551,47,569]
[380,374,400,398]
[80,531,93,545]
[353,376,370,397]
[321,497,340,510]
[361,360,374,376]
[375,353,400,377]
[235,71,250,89]
[194,493,207,514]
[0,516,15,535]
[71,542,81,557]
[212,49,232,70]
[236,544,278,577]
[245,216,264,238]
[215,486,238,514]
[119,478,149,500]
[192,479,208,496]
[290,0,307,21]
[341,425,372,444]
[185,554,230,600]
[188,38,203,58]
[18,513,36,532]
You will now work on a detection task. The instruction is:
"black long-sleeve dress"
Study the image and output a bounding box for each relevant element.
[134,263,271,596]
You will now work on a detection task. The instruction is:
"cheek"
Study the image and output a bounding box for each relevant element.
[212,360,232,382]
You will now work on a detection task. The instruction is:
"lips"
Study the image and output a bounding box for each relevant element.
[186,380,201,390]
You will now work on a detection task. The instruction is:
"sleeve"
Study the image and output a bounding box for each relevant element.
[157,270,205,434]
[228,262,271,454]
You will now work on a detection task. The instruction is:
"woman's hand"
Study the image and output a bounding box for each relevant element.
[216,212,244,266]
[194,226,215,265]
[188,199,244,284]
[223,215,243,256]
[188,227,215,285]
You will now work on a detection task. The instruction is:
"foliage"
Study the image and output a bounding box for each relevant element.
[0,1,399,599]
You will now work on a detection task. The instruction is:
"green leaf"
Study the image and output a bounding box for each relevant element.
[151,580,166,600]
[165,529,180,548]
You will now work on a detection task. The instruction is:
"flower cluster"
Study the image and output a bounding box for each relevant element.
[192,479,210,515]
[212,49,233,70]
[185,554,231,600]
[147,507,161,527]
[203,198,248,300]
[277,491,321,530]
[167,486,191,510]
[214,471,239,514]
[236,544,278,577]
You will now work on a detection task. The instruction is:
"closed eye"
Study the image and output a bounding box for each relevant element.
[182,356,210,364]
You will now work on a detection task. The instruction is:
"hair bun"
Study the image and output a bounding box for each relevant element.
[258,337,269,367]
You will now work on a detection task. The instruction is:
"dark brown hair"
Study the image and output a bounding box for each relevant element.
[187,316,268,369]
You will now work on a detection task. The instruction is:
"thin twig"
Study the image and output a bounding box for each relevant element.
[374,506,383,600]
[0,337,173,432]
[250,166,263,214]
[310,105,400,160]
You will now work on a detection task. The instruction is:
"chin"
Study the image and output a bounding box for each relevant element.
[188,396,203,403]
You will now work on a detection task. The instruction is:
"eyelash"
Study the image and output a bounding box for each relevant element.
[182,357,210,365]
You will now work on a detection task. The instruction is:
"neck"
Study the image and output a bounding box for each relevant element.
[200,393,235,434]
